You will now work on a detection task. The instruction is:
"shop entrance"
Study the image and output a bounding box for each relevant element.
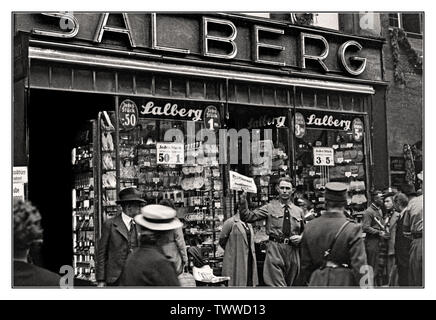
[27,90,113,274]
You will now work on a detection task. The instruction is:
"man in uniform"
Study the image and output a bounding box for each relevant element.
[361,190,389,285]
[239,177,305,287]
[299,182,367,287]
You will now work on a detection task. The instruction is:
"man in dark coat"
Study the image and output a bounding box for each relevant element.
[120,204,181,286]
[96,187,146,287]
[361,190,389,285]
[299,182,367,287]
[393,192,411,286]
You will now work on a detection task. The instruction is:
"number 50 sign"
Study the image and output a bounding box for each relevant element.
[119,99,138,130]
[313,147,334,166]
[157,143,184,165]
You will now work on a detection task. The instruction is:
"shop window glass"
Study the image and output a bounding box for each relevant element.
[340,94,353,111]
[276,87,288,106]
[206,81,221,101]
[171,78,187,98]
[294,121,367,213]
[329,93,341,110]
[94,70,115,92]
[263,87,275,105]
[118,72,134,94]
[189,79,205,99]
[228,82,236,102]
[249,85,263,105]
[402,13,422,35]
[155,75,170,96]
[30,61,49,88]
[51,65,72,89]
[75,69,95,91]
[236,84,249,103]
[135,73,152,95]
[302,89,315,108]
[316,91,328,109]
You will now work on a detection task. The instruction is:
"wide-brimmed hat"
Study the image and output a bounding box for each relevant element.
[135,204,183,231]
[116,187,147,204]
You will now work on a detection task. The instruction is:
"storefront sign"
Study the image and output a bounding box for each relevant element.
[156,143,184,165]
[119,99,138,130]
[313,147,334,166]
[299,110,362,132]
[138,100,205,122]
[292,112,306,138]
[247,115,287,130]
[20,13,383,79]
[352,118,364,142]
[13,183,25,202]
[204,105,221,131]
[13,166,28,184]
[229,171,258,193]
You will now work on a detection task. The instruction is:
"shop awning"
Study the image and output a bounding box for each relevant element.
[28,46,375,95]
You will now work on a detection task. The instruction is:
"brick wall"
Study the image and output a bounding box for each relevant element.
[381,14,423,157]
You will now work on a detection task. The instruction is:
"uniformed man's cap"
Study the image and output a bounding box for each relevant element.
[325,182,348,202]
[382,187,397,198]
[371,190,384,198]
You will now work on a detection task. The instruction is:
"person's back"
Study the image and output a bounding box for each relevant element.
[14,261,60,287]
[120,245,180,286]
[300,211,367,286]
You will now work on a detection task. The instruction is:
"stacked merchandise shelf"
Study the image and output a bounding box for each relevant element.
[72,123,97,283]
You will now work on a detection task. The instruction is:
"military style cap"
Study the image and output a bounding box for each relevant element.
[325,182,348,202]
[382,187,397,198]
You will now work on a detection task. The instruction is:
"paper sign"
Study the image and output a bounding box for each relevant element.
[229,171,258,193]
[313,147,334,166]
[156,143,184,165]
[13,183,25,202]
[13,166,28,184]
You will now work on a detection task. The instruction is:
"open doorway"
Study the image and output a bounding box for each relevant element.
[27,90,113,274]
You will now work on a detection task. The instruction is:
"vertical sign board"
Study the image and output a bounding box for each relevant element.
[13,166,28,201]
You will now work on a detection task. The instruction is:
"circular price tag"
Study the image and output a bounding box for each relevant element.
[292,112,306,138]
[204,105,221,131]
[119,99,138,130]
[352,118,364,142]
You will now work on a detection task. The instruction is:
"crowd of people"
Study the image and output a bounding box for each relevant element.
[13,177,423,288]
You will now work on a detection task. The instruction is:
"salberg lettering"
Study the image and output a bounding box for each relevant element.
[306,114,351,131]
[140,101,203,121]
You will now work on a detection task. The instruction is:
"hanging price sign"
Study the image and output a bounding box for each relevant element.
[119,99,138,130]
[313,147,334,166]
[156,143,184,165]
[204,105,221,131]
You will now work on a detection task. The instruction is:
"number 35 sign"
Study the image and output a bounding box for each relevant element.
[313,147,334,166]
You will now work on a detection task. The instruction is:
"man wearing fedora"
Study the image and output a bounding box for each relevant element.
[299,182,367,287]
[120,204,181,286]
[96,187,146,287]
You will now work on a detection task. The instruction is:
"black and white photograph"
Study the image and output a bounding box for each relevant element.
[10,9,425,295]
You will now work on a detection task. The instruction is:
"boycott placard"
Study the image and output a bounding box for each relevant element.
[313,147,334,166]
[13,183,25,202]
[229,171,258,193]
[156,143,184,165]
[13,166,28,184]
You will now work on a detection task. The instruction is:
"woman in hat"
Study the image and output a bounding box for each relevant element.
[219,203,258,287]
[119,204,182,286]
